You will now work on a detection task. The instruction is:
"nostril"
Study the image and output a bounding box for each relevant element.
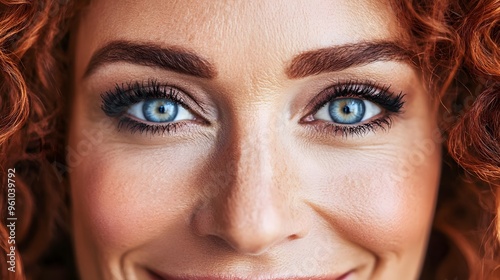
[221,229,282,255]
[191,198,312,256]
[287,233,301,241]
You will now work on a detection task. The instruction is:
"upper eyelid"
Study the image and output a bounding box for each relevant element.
[101,80,404,126]
[100,80,211,119]
[302,82,405,120]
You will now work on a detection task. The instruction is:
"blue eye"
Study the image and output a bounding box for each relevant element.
[127,99,194,123]
[329,98,365,124]
[314,98,382,124]
[142,99,178,122]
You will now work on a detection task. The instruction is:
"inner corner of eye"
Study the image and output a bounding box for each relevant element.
[313,102,331,120]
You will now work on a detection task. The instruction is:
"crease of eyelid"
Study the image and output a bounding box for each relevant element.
[299,82,406,124]
[297,86,405,138]
[100,80,214,122]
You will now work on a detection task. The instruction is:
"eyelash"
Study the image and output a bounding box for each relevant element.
[101,80,198,135]
[100,80,405,137]
[302,81,405,137]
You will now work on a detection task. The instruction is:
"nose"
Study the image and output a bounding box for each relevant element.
[191,122,309,255]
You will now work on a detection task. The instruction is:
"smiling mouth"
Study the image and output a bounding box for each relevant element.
[146,268,354,280]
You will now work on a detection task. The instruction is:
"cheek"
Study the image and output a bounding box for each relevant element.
[301,140,441,255]
[69,142,209,254]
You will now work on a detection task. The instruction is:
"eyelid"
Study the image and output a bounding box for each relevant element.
[297,81,405,138]
[100,80,214,137]
[300,81,405,123]
[100,79,211,124]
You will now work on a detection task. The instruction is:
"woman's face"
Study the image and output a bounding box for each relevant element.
[69,0,442,279]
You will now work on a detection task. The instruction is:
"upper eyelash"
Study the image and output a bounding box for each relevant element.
[308,81,405,116]
[303,81,406,137]
[101,80,196,135]
[100,79,187,117]
[100,79,404,137]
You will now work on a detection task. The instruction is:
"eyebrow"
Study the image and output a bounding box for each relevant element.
[285,41,416,79]
[84,40,217,79]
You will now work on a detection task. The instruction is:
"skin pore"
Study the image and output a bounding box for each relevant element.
[68,0,442,279]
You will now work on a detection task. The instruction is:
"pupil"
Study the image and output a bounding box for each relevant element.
[158,105,166,114]
[342,105,351,114]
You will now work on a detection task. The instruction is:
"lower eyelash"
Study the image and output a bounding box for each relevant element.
[302,81,405,138]
[117,117,186,136]
[105,80,402,137]
[321,117,394,138]
[101,80,204,136]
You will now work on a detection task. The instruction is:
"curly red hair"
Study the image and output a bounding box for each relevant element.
[0,0,499,279]
[0,1,83,279]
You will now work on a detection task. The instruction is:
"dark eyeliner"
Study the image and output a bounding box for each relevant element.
[308,81,405,116]
[303,81,406,137]
[100,79,198,135]
[100,79,186,117]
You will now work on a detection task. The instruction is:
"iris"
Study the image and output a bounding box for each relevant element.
[328,98,366,124]
[142,99,178,122]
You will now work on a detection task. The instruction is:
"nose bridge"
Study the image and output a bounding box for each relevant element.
[233,113,275,186]
[221,111,284,251]
[191,107,307,255]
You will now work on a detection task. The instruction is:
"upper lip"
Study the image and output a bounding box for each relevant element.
[147,268,354,280]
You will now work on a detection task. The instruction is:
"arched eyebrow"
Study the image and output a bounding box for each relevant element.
[285,41,416,79]
[83,40,217,79]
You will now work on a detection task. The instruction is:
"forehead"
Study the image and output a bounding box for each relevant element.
[75,0,404,76]
[80,0,398,37]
